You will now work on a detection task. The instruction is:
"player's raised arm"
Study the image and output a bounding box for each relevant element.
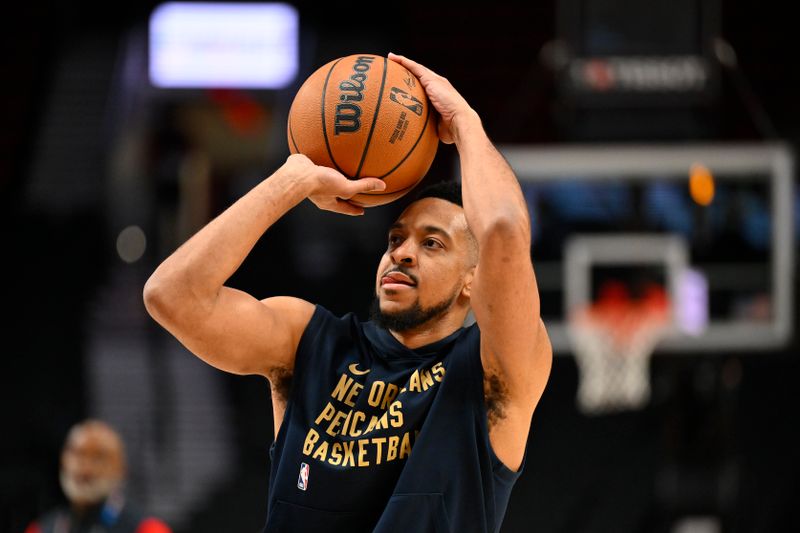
[453,115,552,408]
[143,154,386,377]
[389,53,552,467]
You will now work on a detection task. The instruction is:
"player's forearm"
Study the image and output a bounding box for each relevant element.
[453,110,530,244]
[144,161,313,318]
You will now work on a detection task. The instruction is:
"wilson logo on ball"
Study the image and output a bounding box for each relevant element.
[334,56,374,135]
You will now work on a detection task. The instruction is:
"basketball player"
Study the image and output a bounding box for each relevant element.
[25,420,172,533]
[143,53,552,532]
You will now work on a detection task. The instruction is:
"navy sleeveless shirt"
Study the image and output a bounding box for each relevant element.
[264,305,522,533]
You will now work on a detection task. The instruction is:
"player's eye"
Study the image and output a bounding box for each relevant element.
[423,238,443,249]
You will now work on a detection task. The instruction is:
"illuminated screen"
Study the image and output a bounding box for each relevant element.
[149,2,299,89]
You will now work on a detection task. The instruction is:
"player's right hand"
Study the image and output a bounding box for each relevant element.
[283,154,386,216]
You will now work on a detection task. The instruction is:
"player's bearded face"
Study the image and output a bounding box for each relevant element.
[371,271,461,332]
[373,198,474,332]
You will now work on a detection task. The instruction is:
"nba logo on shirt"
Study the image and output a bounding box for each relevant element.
[297,462,310,491]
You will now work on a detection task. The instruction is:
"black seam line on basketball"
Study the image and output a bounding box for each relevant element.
[354,56,387,180]
[321,58,346,176]
[288,114,300,154]
[376,95,433,180]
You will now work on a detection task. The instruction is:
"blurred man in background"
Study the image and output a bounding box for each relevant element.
[25,419,171,533]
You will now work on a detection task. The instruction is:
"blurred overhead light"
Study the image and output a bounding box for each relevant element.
[689,162,715,206]
[117,225,147,264]
[149,2,299,89]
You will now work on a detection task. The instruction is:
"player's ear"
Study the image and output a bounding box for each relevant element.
[461,266,475,299]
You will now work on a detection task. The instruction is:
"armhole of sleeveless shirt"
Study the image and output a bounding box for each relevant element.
[288,304,329,403]
[466,325,526,482]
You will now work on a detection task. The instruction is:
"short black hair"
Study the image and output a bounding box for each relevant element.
[411,179,462,207]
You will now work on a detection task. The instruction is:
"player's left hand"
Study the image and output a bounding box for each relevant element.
[282,153,385,216]
[388,52,478,145]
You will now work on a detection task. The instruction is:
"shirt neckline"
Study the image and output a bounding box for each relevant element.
[363,320,466,359]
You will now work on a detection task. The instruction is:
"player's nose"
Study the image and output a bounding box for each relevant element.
[390,240,417,266]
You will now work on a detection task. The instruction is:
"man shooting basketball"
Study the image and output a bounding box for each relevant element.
[144,53,552,532]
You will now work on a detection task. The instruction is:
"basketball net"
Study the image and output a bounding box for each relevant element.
[568,282,669,415]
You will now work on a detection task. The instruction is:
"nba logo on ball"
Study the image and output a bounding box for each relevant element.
[297,462,310,491]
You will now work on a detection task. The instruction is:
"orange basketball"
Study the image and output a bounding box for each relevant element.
[287,54,439,207]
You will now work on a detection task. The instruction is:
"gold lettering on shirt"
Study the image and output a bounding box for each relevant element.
[314,402,336,426]
[350,411,366,436]
[345,382,363,407]
[357,439,369,467]
[300,360,448,468]
[366,414,380,433]
[386,435,399,461]
[327,409,349,437]
[303,428,320,455]
[341,440,356,467]
[330,374,364,407]
[312,440,329,461]
[382,383,400,408]
[331,374,355,402]
[329,442,343,466]
[399,432,412,459]
[301,430,422,467]
[408,370,421,392]
[389,400,403,428]
[367,380,385,407]
[419,368,435,391]
[372,437,386,463]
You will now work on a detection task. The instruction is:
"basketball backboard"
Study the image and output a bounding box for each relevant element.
[466,143,794,353]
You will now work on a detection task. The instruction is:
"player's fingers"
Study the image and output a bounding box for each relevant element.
[388,52,431,79]
[332,198,366,216]
[310,197,365,216]
[340,177,386,199]
[437,115,454,144]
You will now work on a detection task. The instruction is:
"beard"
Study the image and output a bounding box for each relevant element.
[370,289,459,332]
[60,470,119,505]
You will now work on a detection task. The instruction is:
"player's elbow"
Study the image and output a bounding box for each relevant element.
[479,212,531,250]
[144,270,216,330]
[143,271,189,324]
[143,273,170,323]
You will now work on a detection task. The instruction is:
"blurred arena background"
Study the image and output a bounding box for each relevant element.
[2,1,798,532]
